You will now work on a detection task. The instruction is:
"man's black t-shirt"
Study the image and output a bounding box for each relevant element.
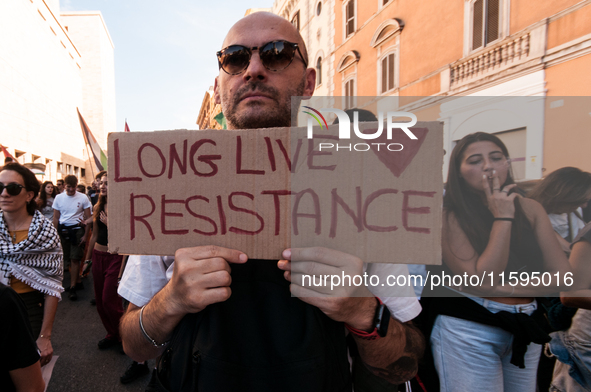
[0,283,40,392]
[155,259,352,392]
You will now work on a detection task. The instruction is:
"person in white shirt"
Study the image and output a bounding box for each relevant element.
[52,175,91,300]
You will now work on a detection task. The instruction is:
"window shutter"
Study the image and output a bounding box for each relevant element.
[381,57,388,93]
[486,0,500,44]
[388,53,395,90]
[472,0,484,50]
[316,57,322,85]
[346,1,355,36]
[345,79,355,109]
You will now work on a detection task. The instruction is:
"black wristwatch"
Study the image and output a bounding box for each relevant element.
[345,297,391,340]
[373,297,391,337]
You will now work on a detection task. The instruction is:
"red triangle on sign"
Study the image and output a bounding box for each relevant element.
[364,127,428,177]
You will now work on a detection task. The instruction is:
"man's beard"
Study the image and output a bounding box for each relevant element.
[222,76,306,129]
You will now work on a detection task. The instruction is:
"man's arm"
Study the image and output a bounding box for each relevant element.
[81,207,91,241]
[52,210,60,229]
[120,246,247,362]
[354,317,425,384]
[278,247,425,384]
[84,219,99,262]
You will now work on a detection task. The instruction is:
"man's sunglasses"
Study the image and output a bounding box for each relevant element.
[0,182,24,196]
[217,40,308,75]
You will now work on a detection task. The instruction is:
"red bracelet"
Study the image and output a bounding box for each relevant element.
[344,297,383,341]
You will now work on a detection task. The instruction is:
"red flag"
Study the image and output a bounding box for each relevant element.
[124,120,130,132]
[0,145,16,162]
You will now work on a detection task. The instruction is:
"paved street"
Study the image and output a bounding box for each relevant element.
[46,272,152,392]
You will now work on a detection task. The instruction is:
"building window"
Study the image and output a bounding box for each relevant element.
[344,78,356,109]
[472,0,500,50]
[291,11,300,31]
[345,0,355,38]
[66,164,72,175]
[380,53,396,93]
[317,1,322,16]
[316,57,322,85]
[57,162,63,173]
[81,168,86,178]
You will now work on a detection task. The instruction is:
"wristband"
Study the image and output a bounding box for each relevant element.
[139,305,169,348]
[493,217,514,222]
[345,323,381,340]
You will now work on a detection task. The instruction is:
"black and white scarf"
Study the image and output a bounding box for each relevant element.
[0,210,64,299]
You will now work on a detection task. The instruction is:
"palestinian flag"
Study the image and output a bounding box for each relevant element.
[77,108,107,171]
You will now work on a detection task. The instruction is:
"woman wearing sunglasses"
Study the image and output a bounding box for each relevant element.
[0,162,63,368]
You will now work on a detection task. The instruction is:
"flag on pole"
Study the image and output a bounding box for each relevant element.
[0,144,16,162]
[77,108,107,171]
[124,120,130,132]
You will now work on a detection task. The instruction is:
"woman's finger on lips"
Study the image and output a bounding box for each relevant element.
[482,174,492,196]
[491,170,501,191]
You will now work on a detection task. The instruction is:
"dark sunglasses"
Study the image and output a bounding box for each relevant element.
[0,182,24,196]
[217,40,308,75]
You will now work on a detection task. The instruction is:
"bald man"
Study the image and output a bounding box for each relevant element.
[119,12,424,391]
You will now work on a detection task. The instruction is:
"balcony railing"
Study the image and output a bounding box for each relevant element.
[450,32,533,87]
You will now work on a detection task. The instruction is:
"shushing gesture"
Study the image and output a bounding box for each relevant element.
[483,169,520,219]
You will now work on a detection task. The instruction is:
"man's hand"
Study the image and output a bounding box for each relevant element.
[121,246,248,362]
[278,247,425,384]
[278,247,375,330]
[165,246,248,316]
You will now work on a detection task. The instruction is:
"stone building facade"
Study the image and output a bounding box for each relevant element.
[0,0,115,184]
[265,0,591,179]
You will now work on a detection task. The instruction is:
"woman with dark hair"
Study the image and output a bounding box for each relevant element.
[0,162,63,368]
[429,132,571,391]
[36,181,57,221]
[83,172,149,383]
[84,172,124,348]
[529,167,591,250]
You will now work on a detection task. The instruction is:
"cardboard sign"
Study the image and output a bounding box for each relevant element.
[108,122,443,264]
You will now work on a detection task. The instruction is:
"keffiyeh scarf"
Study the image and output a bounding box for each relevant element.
[0,210,64,298]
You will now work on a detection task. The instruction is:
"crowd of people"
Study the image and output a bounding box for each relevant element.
[0,165,148,391]
[1,11,591,392]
